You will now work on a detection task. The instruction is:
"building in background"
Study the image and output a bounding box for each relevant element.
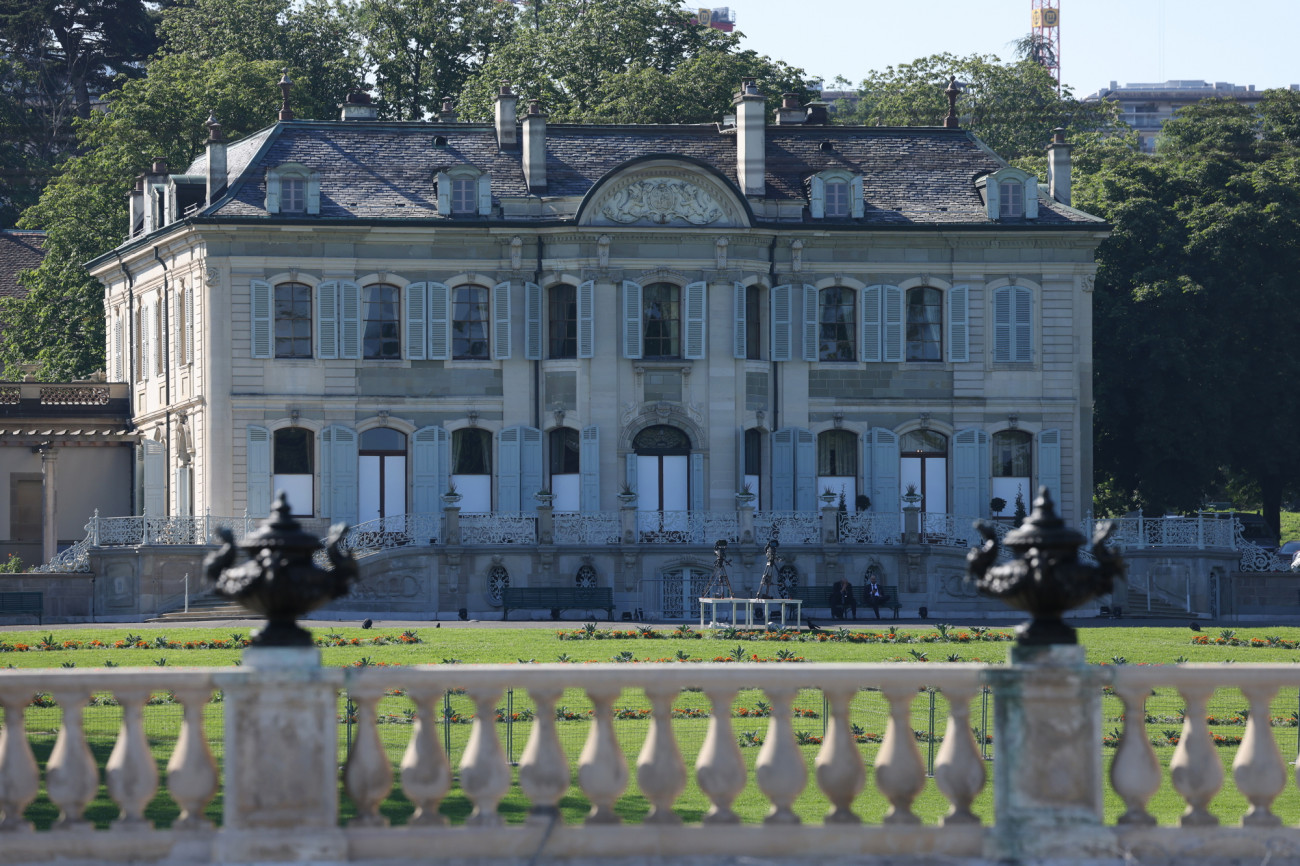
[1085,80,1298,153]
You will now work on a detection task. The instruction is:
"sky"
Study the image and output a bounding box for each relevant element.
[723,0,1300,98]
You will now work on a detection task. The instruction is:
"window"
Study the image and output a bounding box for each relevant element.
[451,178,475,214]
[359,427,406,522]
[437,169,491,217]
[992,286,1032,363]
[825,180,849,217]
[273,428,314,516]
[452,285,489,359]
[991,430,1032,515]
[451,427,492,512]
[900,430,948,513]
[549,427,580,475]
[362,284,401,360]
[274,282,312,358]
[745,285,762,360]
[281,178,306,213]
[999,181,1024,218]
[810,171,863,219]
[154,301,164,376]
[978,167,1037,221]
[906,287,942,361]
[548,283,577,359]
[819,287,855,362]
[266,163,319,215]
[817,429,857,507]
[643,282,680,359]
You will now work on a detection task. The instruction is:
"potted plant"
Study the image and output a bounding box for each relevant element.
[534,486,554,506]
[617,481,637,506]
[902,484,922,507]
[820,486,837,506]
[441,480,461,506]
[736,481,756,507]
[990,496,1007,519]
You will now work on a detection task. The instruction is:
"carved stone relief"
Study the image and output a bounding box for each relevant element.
[600,178,724,225]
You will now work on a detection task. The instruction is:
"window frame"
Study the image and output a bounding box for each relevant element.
[451,284,490,360]
[266,162,320,215]
[818,286,856,362]
[362,283,402,360]
[548,283,578,359]
[905,286,943,362]
[642,282,682,360]
[273,281,314,359]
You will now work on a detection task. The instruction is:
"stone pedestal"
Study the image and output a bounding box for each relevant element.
[903,506,920,544]
[985,644,1118,860]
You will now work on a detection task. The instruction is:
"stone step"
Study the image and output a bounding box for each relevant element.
[1125,591,1195,618]
[148,595,256,622]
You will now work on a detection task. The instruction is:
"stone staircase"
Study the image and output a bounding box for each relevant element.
[1124,589,1195,618]
[149,593,255,622]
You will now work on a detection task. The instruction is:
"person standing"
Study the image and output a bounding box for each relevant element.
[829,577,857,620]
[864,575,884,620]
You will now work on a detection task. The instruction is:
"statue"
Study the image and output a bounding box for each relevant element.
[967,487,1124,646]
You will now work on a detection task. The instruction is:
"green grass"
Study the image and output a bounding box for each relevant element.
[6,623,1300,829]
[1281,510,1300,543]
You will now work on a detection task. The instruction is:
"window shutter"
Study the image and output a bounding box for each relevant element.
[477,173,492,215]
[1024,179,1038,219]
[993,287,1012,362]
[683,280,707,360]
[849,175,864,218]
[580,425,600,512]
[520,426,544,512]
[405,282,427,360]
[246,425,272,517]
[141,302,152,381]
[771,428,794,511]
[176,466,191,517]
[142,439,165,517]
[1037,429,1061,506]
[732,281,747,359]
[524,281,542,360]
[306,170,320,214]
[690,452,705,512]
[317,280,339,359]
[953,428,980,518]
[625,452,637,495]
[492,280,512,360]
[984,179,999,220]
[497,426,522,511]
[326,426,358,525]
[339,281,361,359]
[948,285,969,362]
[870,428,900,515]
[809,175,826,219]
[250,280,272,359]
[770,283,792,361]
[794,428,816,512]
[861,284,881,362]
[882,285,903,362]
[265,171,280,214]
[622,280,642,359]
[184,285,194,365]
[113,318,124,380]
[436,171,451,215]
[801,284,818,362]
[320,426,333,521]
[577,280,595,359]
[977,430,990,516]
[412,426,449,512]
[428,282,451,360]
[1013,286,1032,363]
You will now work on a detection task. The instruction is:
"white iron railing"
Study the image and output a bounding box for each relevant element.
[836,512,902,544]
[753,511,822,545]
[553,512,621,545]
[635,511,740,544]
[341,514,442,557]
[460,512,537,545]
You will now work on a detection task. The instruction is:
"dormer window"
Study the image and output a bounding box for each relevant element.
[977,167,1038,221]
[998,181,1023,218]
[266,162,320,215]
[282,177,306,213]
[825,180,849,217]
[451,178,476,214]
[809,169,863,219]
[437,167,492,217]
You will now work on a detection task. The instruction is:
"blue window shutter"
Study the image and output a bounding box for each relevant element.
[405,282,427,360]
[498,426,521,511]
[251,280,272,359]
[770,284,792,361]
[625,452,637,494]
[524,281,542,360]
[809,175,825,219]
[690,452,705,512]
[794,428,816,511]
[492,280,512,360]
[684,280,707,359]
[622,280,642,359]
[861,284,881,362]
[733,281,747,359]
[850,175,864,218]
[265,171,280,213]
[993,286,1012,362]
[977,430,990,517]
[306,170,321,214]
[1037,429,1061,505]
[246,425,271,517]
[520,426,544,511]
[412,426,448,512]
[1014,286,1032,363]
[339,281,361,360]
[577,280,595,358]
[477,173,492,215]
[428,282,450,360]
[436,171,451,215]
[861,432,873,505]
[948,285,969,362]
[580,425,600,511]
[953,428,980,518]
[320,426,333,519]
[801,284,818,362]
[1024,179,1038,219]
[882,285,903,362]
[871,428,900,515]
[771,428,794,510]
[330,426,359,525]
[317,281,339,359]
[142,439,165,516]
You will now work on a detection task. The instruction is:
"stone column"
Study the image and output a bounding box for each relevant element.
[902,505,920,544]
[40,447,58,565]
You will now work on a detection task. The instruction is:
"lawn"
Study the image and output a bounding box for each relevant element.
[4,622,1300,829]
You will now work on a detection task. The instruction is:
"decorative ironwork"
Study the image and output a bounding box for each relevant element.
[660,567,710,619]
[0,386,19,404]
[553,512,621,545]
[1100,516,1236,550]
[632,425,690,452]
[487,564,510,604]
[460,513,537,545]
[341,514,440,557]
[39,386,110,405]
[777,564,798,596]
[31,537,91,573]
[575,564,598,588]
[754,512,821,545]
[838,512,902,545]
[636,511,739,544]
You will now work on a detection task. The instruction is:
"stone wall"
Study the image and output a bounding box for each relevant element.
[0,572,93,623]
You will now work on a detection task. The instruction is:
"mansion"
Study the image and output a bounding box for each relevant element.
[80,81,1107,620]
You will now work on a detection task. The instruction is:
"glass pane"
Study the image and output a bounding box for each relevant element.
[819,287,855,361]
[643,283,680,358]
[991,431,1032,477]
[817,430,857,476]
[452,286,489,359]
[548,284,577,359]
[273,428,313,474]
[549,428,580,474]
[360,427,405,451]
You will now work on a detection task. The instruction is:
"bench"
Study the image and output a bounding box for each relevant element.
[785,584,901,621]
[0,591,43,624]
[502,587,615,621]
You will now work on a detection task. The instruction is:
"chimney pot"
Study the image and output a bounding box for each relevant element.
[733,79,766,196]
[151,160,168,175]
[339,87,378,120]
[206,110,223,142]
[439,96,457,123]
[523,101,547,193]
[1047,127,1073,206]
[495,82,519,150]
[776,92,805,125]
[206,113,227,205]
[278,71,294,121]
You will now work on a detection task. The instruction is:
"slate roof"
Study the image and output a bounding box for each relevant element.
[0,231,45,301]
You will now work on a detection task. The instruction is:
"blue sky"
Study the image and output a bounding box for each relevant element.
[724,0,1300,97]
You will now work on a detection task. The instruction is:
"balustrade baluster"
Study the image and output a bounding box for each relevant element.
[875,683,925,825]
[105,687,158,828]
[754,684,807,824]
[814,685,865,823]
[399,685,451,826]
[46,685,98,829]
[166,684,217,829]
[1170,683,1223,826]
[578,686,628,824]
[636,684,686,824]
[344,684,393,827]
[459,685,510,827]
[0,691,39,831]
[1234,683,1285,827]
[932,682,985,825]
[518,685,569,823]
[1111,679,1159,826]
[696,685,745,824]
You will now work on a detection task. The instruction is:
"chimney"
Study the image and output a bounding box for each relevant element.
[1047,127,1072,206]
[278,71,294,121]
[803,101,829,125]
[142,160,167,233]
[439,96,457,123]
[733,78,765,197]
[128,176,145,237]
[205,110,226,204]
[776,92,804,125]
[339,89,377,121]
[495,82,518,150]
[522,100,547,194]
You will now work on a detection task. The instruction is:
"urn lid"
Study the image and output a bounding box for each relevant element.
[240,492,323,554]
[1002,487,1086,551]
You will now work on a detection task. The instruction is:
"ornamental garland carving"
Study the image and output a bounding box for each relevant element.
[601,178,724,225]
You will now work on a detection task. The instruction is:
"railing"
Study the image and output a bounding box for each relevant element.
[91,512,258,547]
[753,511,822,545]
[1096,515,1238,550]
[341,514,441,557]
[836,512,901,544]
[635,511,740,544]
[1127,563,1192,613]
[460,512,537,545]
[553,512,621,545]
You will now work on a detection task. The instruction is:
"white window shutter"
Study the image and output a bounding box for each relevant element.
[325,426,358,525]
[307,170,321,214]
[794,428,816,512]
[732,281,747,359]
[113,317,124,380]
[1014,286,1032,363]
[871,428,900,515]
[861,284,881,362]
[265,170,280,214]
[809,175,826,219]
[405,282,427,360]
[339,281,361,359]
[850,175,864,218]
[524,281,542,360]
[984,178,999,220]
[140,302,152,381]
[622,280,642,359]
[246,425,272,517]
[477,173,492,215]
[771,428,794,511]
[497,426,521,511]
[882,285,903,362]
[142,439,165,516]
[436,171,451,215]
[1024,179,1038,219]
[428,282,451,360]
[993,287,1012,362]
[770,284,792,361]
[948,285,969,362]
[577,280,595,359]
[977,430,990,518]
[952,428,980,518]
[690,452,705,512]
[520,426,543,511]
[317,280,339,359]
[683,280,707,360]
[580,425,600,512]
[176,466,191,517]
[492,280,512,360]
[320,426,333,522]
[860,432,872,507]
[250,280,272,359]
[184,285,194,365]
[801,284,818,362]
[412,426,448,512]
[1037,429,1061,505]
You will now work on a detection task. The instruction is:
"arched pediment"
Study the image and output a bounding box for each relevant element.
[578,157,751,229]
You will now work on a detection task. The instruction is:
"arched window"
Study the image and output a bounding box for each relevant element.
[452,285,489,359]
[817,429,857,505]
[274,282,312,359]
[991,430,1032,516]
[363,284,401,360]
[273,427,313,516]
[633,425,691,517]
[548,283,577,358]
[643,282,680,359]
[905,287,942,362]
[487,564,509,605]
[549,427,580,511]
[819,287,855,362]
[575,564,598,588]
[900,430,948,513]
[452,428,492,513]
[359,427,406,523]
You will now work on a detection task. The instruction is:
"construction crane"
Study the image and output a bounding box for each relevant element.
[1030,1,1061,91]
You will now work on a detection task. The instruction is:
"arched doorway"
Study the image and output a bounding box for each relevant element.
[359,427,406,524]
[633,425,691,539]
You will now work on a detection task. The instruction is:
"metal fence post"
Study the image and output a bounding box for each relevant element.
[980,686,991,761]
[506,688,515,765]
[444,690,453,761]
[926,688,936,776]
